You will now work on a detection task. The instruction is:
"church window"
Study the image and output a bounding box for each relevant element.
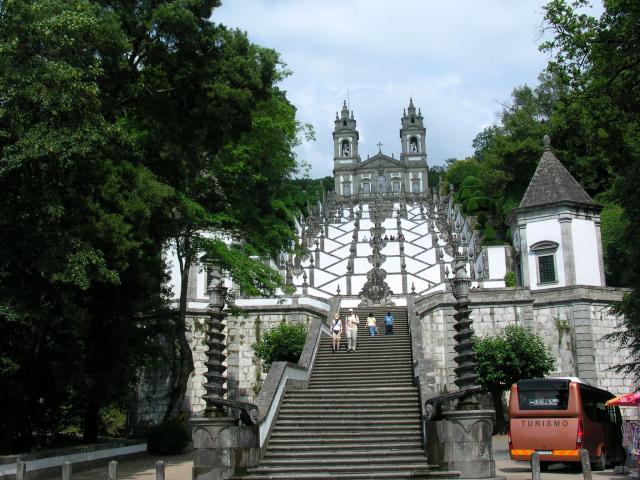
[341,140,350,157]
[362,182,371,194]
[343,182,351,197]
[411,117,415,123]
[411,178,421,193]
[342,120,347,126]
[409,136,418,153]
[392,180,401,193]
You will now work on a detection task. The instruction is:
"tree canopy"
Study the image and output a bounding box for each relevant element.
[474,325,555,433]
[0,0,309,451]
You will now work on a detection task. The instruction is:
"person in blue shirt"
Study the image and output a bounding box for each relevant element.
[384,311,394,335]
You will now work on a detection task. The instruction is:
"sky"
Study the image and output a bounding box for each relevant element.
[213,1,562,179]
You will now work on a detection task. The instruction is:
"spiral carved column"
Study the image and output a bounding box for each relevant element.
[449,247,479,410]
[203,279,228,418]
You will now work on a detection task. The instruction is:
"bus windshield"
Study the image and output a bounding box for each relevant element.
[517,379,570,410]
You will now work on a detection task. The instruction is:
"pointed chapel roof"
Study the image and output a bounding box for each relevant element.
[519,136,593,209]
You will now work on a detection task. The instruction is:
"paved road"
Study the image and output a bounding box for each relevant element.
[41,436,633,480]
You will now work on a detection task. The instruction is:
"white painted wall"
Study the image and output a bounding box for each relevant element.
[487,246,507,281]
[572,219,602,286]
[526,219,565,290]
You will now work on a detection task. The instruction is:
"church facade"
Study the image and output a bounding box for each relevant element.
[333,99,428,199]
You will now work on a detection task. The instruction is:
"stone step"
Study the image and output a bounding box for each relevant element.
[272,425,422,435]
[233,469,459,479]
[265,440,421,451]
[281,399,419,408]
[244,463,443,476]
[279,404,419,412]
[285,386,419,396]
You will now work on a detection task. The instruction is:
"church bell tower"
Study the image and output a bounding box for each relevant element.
[399,98,428,193]
[332,101,361,196]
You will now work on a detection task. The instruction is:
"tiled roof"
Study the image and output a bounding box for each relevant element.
[519,137,592,208]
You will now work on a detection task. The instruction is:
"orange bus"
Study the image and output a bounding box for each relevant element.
[508,378,625,470]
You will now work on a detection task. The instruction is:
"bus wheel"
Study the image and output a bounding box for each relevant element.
[594,451,606,471]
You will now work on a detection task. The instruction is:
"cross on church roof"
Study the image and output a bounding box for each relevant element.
[377,141,383,152]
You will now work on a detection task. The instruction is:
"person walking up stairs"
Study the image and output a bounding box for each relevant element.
[232,306,459,479]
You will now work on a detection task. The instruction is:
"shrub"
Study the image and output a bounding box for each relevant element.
[483,224,497,241]
[477,213,488,227]
[146,419,189,455]
[98,404,127,438]
[252,320,307,369]
[465,198,479,213]
[504,271,516,287]
[458,188,472,201]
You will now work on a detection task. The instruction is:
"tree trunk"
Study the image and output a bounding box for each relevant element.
[491,389,507,434]
[163,249,194,422]
[82,392,101,443]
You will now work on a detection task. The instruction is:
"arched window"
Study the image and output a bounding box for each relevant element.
[342,120,347,126]
[409,136,418,153]
[392,180,401,193]
[362,181,371,194]
[411,178,421,193]
[341,140,350,157]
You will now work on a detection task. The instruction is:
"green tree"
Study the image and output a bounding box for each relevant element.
[541,0,640,376]
[0,0,172,449]
[252,320,308,370]
[474,325,555,433]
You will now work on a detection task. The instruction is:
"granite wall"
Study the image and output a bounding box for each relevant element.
[414,286,635,400]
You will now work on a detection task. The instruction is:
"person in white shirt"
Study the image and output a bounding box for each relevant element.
[330,313,342,353]
[346,308,359,352]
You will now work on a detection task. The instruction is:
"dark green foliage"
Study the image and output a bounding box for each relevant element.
[483,224,497,242]
[428,165,446,189]
[474,325,554,433]
[466,198,479,213]
[146,419,189,455]
[477,213,488,227]
[252,321,308,369]
[504,271,517,288]
[540,0,640,377]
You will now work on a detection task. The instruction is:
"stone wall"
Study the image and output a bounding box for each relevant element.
[134,303,328,426]
[415,286,635,402]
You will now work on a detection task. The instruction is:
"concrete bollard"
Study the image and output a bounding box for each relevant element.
[580,449,592,480]
[530,452,541,480]
[62,461,72,480]
[108,460,118,480]
[15,461,26,480]
[156,460,165,480]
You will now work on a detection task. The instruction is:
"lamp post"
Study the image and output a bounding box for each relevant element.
[203,269,228,418]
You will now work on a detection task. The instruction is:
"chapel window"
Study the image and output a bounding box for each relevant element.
[530,240,559,285]
[411,117,415,123]
[392,181,401,193]
[362,182,371,194]
[411,178,421,193]
[538,255,556,284]
[343,182,351,197]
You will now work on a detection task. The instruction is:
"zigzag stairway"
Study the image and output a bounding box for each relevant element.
[232,306,459,479]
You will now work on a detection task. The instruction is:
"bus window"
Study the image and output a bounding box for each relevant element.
[518,379,569,410]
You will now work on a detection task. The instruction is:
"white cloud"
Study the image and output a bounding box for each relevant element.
[214,0,596,178]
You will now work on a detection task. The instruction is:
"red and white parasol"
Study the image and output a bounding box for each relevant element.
[605,392,640,407]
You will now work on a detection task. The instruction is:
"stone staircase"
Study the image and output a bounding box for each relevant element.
[233,306,458,479]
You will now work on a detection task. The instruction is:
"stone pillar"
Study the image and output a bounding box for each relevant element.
[559,216,576,285]
[594,219,606,286]
[518,224,530,287]
[192,417,260,480]
[427,410,498,479]
[571,301,598,385]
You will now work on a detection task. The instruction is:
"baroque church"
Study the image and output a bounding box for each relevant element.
[333,98,428,198]
[137,100,633,475]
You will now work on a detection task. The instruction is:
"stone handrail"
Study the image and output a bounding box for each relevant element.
[407,296,438,450]
[254,315,329,447]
